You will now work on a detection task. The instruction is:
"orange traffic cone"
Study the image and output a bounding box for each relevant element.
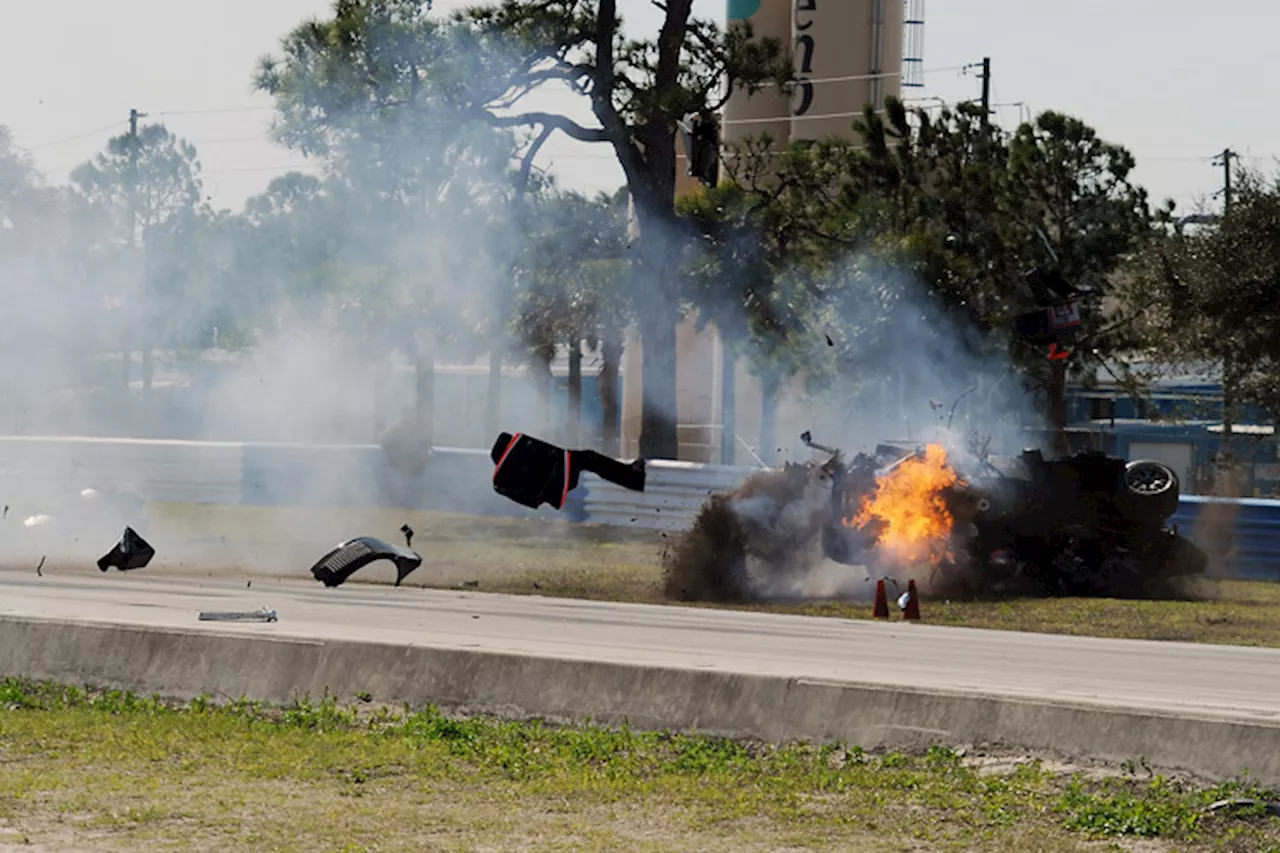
[903,579,921,621]
[873,578,889,619]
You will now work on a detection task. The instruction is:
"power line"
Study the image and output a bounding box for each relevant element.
[756,63,967,88]
[203,164,313,175]
[14,104,275,154]
[187,136,275,144]
[151,105,276,117]
[23,119,129,151]
[722,98,957,127]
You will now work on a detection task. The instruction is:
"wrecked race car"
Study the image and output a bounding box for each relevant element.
[663,431,1210,603]
[662,434,898,602]
[830,442,1210,599]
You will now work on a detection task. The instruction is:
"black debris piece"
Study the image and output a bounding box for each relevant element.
[400,523,414,548]
[97,527,155,572]
[2,505,7,519]
[490,431,645,511]
[36,556,44,577]
[310,536,423,588]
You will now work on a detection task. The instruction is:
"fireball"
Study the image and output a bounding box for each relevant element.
[846,443,962,565]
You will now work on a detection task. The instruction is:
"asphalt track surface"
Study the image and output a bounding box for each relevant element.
[1,567,1279,725]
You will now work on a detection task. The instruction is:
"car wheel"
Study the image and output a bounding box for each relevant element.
[1120,459,1181,524]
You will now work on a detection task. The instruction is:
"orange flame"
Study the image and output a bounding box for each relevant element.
[846,443,962,565]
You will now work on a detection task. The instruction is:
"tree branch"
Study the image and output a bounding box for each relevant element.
[655,0,694,92]
[515,124,556,203]
[486,111,609,143]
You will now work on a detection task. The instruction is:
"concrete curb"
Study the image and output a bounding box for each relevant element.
[1,614,1277,786]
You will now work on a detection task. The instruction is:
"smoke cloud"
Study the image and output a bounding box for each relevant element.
[0,6,1063,597]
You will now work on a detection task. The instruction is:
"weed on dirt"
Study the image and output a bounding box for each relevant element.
[0,679,1277,852]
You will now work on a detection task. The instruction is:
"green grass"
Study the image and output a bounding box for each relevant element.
[0,678,1277,852]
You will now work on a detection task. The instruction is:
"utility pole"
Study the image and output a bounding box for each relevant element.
[121,108,141,392]
[980,57,991,128]
[126,107,157,401]
[1211,147,1238,475]
[1213,148,1236,216]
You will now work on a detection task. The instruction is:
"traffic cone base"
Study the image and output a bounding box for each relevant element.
[903,579,921,621]
[872,578,889,619]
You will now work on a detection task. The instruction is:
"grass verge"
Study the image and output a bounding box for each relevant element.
[0,678,1277,852]
[131,505,1280,648]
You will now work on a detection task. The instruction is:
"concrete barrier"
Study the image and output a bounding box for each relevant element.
[0,613,1277,786]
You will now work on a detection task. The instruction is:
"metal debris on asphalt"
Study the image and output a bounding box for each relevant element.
[199,608,279,623]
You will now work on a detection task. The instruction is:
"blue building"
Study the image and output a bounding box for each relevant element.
[1063,365,1278,497]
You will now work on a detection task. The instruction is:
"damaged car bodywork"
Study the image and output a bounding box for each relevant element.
[310,536,423,588]
[97,526,156,572]
[490,431,646,511]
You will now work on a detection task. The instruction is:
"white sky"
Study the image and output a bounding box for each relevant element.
[2,0,1273,216]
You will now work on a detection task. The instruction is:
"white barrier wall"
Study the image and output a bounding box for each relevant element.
[0,435,759,531]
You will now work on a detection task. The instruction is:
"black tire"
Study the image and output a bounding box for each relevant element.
[1119,459,1181,525]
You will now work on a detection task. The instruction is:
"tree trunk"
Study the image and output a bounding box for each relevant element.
[638,303,679,460]
[1215,355,1241,497]
[142,348,154,400]
[720,345,736,465]
[372,357,388,440]
[631,207,682,461]
[485,347,503,442]
[414,349,435,450]
[761,374,780,466]
[1220,354,1237,465]
[141,237,154,401]
[1048,358,1070,456]
[567,336,582,447]
[599,336,622,457]
[533,350,553,436]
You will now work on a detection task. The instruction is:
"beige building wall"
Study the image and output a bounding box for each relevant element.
[623,0,904,463]
[723,0,793,150]
[791,0,905,141]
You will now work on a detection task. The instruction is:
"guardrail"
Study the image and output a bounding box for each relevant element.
[1170,496,1280,580]
[0,435,1276,581]
[576,460,760,532]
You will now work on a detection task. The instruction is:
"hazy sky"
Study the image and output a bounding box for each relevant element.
[2,0,1273,216]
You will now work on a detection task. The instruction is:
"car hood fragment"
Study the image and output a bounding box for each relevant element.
[310,536,423,588]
